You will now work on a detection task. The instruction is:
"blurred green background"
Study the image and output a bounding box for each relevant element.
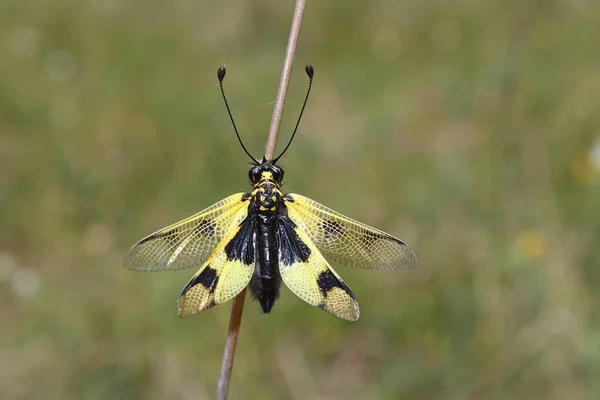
[2,0,599,399]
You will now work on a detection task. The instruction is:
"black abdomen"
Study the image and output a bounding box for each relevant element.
[250,212,281,313]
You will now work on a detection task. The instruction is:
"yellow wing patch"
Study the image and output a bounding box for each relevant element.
[177,224,255,317]
[278,218,359,321]
[123,193,248,271]
[284,193,418,270]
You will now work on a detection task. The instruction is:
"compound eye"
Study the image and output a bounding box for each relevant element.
[272,168,283,182]
[248,167,260,183]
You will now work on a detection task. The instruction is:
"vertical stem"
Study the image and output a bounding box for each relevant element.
[216,1,307,399]
[216,289,246,399]
[264,0,307,160]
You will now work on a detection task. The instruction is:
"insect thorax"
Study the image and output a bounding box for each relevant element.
[251,182,284,213]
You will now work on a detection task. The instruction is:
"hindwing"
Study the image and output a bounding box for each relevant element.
[277,216,359,321]
[123,193,249,271]
[177,214,256,317]
[284,193,418,270]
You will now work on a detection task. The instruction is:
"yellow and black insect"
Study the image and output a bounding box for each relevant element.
[123,65,418,321]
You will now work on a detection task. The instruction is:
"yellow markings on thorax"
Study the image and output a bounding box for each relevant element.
[250,183,281,212]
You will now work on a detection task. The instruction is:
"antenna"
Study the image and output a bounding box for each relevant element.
[272,64,314,163]
[217,66,258,164]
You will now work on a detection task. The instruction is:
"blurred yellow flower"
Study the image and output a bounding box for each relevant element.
[514,230,547,261]
[570,153,597,184]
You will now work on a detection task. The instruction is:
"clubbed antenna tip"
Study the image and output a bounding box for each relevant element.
[218,66,226,82]
[305,64,314,79]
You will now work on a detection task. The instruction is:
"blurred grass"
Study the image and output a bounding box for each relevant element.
[1,0,600,399]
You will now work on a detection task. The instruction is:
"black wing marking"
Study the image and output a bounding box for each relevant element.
[177,214,256,317]
[277,215,359,321]
[284,193,418,270]
[123,193,249,271]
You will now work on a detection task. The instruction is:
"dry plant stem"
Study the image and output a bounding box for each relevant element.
[264,0,307,160]
[216,1,307,399]
[216,289,246,399]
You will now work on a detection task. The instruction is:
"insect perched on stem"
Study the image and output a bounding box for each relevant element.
[123,65,419,321]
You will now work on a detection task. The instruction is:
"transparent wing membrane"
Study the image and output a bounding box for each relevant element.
[277,217,359,321]
[123,193,248,271]
[285,194,419,271]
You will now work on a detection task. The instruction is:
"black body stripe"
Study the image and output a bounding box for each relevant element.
[256,213,278,278]
[249,214,312,314]
[316,270,357,300]
[224,215,256,265]
[180,216,255,298]
[250,210,281,313]
[277,216,311,267]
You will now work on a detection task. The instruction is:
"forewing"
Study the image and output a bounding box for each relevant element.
[277,216,359,321]
[123,193,249,271]
[177,214,256,317]
[284,193,418,270]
